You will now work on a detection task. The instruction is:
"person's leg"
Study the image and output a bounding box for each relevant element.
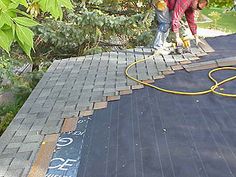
[153,7,171,50]
[162,26,170,46]
[153,30,163,49]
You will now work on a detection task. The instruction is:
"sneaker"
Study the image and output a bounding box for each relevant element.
[153,48,171,55]
[163,42,173,48]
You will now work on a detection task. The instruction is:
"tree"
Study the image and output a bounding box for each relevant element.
[0,0,73,58]
[1,0,154,63]
[33,0,154,58]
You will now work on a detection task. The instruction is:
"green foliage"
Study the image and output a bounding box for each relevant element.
[0,0,38,57]
[132,30,153,46]
[0,0,73,57]
[199,8,236,33]
[0,87,29,136]
[0,112,15,135]
[0,55,21,91]
[34,1,153,56]
[21,70,43,88]
[0,70,43,135]
[208,11,221,29]
[1,0,153,59]
[37,0,73,20]
[208,0,233,8]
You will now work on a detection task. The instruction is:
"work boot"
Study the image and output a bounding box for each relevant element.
[153,48,171,55]
[163,42,173,48]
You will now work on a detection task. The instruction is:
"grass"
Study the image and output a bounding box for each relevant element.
[198,7,236,33]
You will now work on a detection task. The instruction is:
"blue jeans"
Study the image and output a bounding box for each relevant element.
[153,8,171,49]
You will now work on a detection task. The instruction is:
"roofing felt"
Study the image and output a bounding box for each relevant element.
[1,34,236,177]
[76,69,236,177]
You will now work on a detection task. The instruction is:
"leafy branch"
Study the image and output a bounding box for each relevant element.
[0,0,73,59]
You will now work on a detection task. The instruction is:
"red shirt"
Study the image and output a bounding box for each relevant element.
[167,0,197,35]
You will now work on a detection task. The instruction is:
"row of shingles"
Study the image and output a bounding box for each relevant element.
[78,53,110,116]
[92,52,109,110]
[140,47,182,79]
[125,41,212,86]
[116,50,133,95]
[198,38,215,53]
[103,52,117,97]
[126,48,144,89]
[73,55,97,117]
[183,38,210,59]
[183,56,236,72]
[120,46,192,90]
[60,56,85,117]
[88,53,105,110]
[92,50,131,109]
[92,50,132,111]
[105,50,131,96]
[141,47,166,80]
[180,39,216,72]
[133,47,150,81]
[0,60,63,177]
[184,38,214,67]
[136,47,175,80]
[172,42,204,67]
[140,44,210,79]
[190,44,208,57]
[140,47,161,81]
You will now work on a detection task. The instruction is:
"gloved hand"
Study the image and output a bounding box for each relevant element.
[176,36,183,46]
[194,34,206,46]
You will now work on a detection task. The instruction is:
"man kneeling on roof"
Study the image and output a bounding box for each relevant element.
[152,0,208,55]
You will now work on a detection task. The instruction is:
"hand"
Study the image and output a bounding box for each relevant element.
[194,35,206,46]
[176,37,183,46]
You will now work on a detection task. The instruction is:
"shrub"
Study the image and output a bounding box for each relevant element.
[34,8,153,57]
[0,112,15,135]
[0,71,43,136]
[208,11,222,29]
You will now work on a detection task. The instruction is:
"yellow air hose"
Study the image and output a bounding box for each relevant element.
[125,55,236,97]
